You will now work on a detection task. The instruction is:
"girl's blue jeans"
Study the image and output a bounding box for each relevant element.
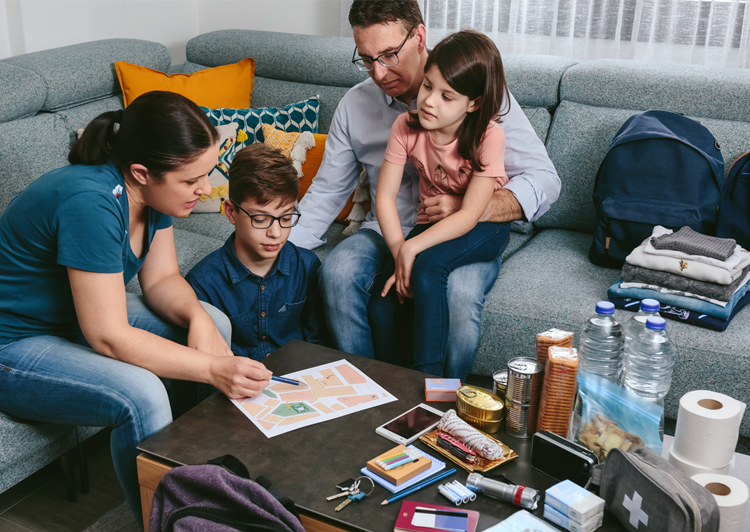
[370,222,510,376]
[0,294,231,526]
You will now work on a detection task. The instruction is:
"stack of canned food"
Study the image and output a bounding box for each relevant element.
[504,357,544,438]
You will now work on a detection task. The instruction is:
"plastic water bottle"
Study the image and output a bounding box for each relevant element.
[622,298,661,344]
[578,301,625,382]
[620,316,677,408]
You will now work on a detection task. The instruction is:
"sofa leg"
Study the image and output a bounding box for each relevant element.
[77,440,90,494]
[59,451,77,502]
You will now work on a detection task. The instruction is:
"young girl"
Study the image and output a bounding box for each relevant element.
[374,30,511,376]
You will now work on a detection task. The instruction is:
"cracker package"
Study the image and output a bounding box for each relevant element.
[570,369,663,461]
[536,346,578,437]
[536,328,574,364]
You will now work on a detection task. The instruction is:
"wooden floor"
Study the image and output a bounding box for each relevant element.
[0,430,128,532]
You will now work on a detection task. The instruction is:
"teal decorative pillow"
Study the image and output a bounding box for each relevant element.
[202,95,320,151]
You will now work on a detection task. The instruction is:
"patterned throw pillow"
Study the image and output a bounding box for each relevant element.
[192,122,238,213]
[201,96,320,151]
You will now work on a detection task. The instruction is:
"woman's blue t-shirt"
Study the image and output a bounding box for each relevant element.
[0,161,172,343]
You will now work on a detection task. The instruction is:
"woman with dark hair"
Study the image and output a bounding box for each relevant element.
[0,91,271,524]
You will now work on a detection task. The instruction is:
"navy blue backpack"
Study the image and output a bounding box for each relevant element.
[589,110,724,269]
[716,151,750,251]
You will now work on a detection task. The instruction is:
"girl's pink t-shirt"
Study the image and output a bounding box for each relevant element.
[384,113,508,224]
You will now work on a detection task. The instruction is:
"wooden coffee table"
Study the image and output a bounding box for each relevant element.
[137,341,635,532]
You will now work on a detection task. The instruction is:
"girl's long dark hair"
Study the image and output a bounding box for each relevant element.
[408,30,509,174]
[69,91,219,178]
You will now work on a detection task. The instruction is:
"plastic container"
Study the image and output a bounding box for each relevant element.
[577,301,625,383]
[620,316,677,408]
[622,298,661,344]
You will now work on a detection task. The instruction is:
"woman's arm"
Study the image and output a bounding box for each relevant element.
[137,226,232,358]
[375,160,407,258]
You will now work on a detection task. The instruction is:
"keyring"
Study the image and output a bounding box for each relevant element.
[353,475,375,496]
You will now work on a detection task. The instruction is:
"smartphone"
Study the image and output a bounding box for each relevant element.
[375,403,444,445]
[531,430,598,487]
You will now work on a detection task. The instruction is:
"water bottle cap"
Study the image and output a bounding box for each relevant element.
[646,317,666,330]
[595,301,615,315]
[640,299,660,313]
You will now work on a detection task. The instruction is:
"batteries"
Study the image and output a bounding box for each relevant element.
[437,481,478,506]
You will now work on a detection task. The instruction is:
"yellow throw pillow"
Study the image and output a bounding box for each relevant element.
[115,58,255,108]
[261,125,359,223]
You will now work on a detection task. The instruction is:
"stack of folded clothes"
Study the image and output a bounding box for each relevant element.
[608,226,750,331]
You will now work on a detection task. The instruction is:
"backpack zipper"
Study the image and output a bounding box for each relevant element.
[626,454,702,532]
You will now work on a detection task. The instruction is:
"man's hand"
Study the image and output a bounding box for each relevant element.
[187,314,234,358]
[423,194,463,223]
[209,357,272,399]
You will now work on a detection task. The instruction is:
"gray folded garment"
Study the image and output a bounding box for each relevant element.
[650,226,736,261]
[622,263,750,302]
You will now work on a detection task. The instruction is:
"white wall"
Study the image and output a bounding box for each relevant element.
[0,0,342,63]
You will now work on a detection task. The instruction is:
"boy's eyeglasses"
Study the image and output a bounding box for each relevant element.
[229,199,301,229]
[351,27,413,72]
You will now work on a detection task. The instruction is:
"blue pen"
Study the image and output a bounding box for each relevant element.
[271,375,306,387]
[381,468,458,505]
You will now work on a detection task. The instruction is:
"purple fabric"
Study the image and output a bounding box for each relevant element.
[149,464,306,532]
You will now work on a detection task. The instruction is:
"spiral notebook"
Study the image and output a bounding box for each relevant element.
[360,445,446,493]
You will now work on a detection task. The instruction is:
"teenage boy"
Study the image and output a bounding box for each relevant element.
[186,143,326,360]
[289,0,560,379]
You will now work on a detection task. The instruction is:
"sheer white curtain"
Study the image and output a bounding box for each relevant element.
[340,0,750,68]
[423,0,750,67]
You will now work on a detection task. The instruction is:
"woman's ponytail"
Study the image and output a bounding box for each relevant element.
[68,110,120,166]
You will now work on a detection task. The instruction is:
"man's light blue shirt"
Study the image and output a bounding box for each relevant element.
[290,77,560,249]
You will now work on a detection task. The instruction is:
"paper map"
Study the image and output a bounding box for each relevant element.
[232,359,397,438]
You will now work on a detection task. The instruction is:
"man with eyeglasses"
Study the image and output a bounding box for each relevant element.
[187,144,327,361]
[289,0,560,379]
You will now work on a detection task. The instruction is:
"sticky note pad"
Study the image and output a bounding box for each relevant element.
[425,378,461,402]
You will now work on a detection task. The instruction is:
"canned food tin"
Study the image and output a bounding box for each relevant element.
[504,398,539,438]
[456,385,505,421]
[492,369,508,400]
[506,357,544,405]
[456,406,504,434]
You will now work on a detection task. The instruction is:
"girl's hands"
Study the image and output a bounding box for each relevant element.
[381,241,417,303]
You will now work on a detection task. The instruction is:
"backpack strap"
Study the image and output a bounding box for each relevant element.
[166,506,291,532]
[207,454,251,479]
[256,476,300,521]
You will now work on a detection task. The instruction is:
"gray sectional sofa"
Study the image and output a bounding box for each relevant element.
[1,29,749,496]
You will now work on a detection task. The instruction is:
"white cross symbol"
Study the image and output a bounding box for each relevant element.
[623,490,649,529]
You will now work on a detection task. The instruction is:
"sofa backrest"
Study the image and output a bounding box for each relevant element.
[539,59,750,234]
[0,39,169,214]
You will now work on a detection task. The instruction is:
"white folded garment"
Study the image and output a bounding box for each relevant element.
[627,244,746,285]
[643,226,750,272]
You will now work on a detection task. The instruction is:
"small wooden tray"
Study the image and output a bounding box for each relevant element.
[419,428,518,473]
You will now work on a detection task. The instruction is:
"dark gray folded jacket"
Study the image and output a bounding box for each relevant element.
[622,263,750,302]
[651,226,736,261]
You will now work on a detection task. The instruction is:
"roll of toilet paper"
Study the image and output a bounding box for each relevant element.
[668,444,734,478]
[691,474,748,532]
[673,390,746,469]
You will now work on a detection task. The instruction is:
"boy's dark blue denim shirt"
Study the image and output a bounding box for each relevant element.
[186,234,326,360]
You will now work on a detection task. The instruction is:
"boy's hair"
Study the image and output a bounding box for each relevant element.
[349,0,424,32]
[228,143,299,206]
[408,30,510,174]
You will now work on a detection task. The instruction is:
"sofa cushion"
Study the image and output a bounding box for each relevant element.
[472,228,750,434]
[538,101,750,234]
[0,114,72,214]
[562,59,750,123]
[3,39,170,112]
[0,412,77,493]
[503,55,578,110]
[115,58,255,109]
[0,63,46,123]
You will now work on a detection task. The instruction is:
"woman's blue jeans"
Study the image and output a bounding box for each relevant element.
[370,222,510,376]
[0,294,231,526]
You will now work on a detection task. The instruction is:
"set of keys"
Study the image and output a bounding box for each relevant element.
[325,476,374,512]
